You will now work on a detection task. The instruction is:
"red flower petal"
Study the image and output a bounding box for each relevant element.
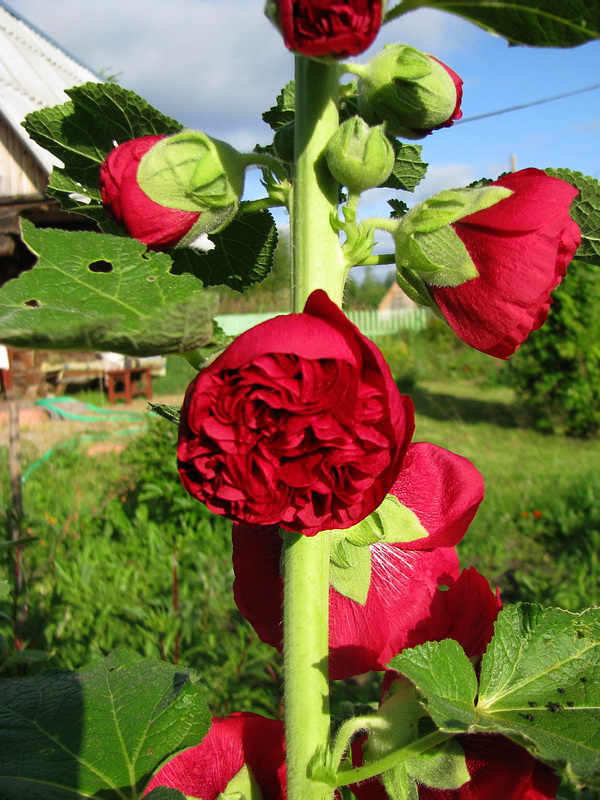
[389,443,484,551]
[430,168,581,358]
[407,567,502,658]
[143,712,286,800]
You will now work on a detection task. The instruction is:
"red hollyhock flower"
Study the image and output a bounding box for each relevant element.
[233,442,484,678]
[99,135,200,250]
[178,290,414,536]
[429,168,581,358]
[351,734,559,800]
[143,712,286,799]
[269,0,383,58]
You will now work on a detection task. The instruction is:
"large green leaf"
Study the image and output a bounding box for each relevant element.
[170,210,278,292]
[385,1,600,46]
[391,604,600,786]
[545,169,600,267]
[22,82,183,231]
[0,649,210,800]
[0,220,219,356]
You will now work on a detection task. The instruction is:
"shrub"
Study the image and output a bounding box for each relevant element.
[509,259,600,437]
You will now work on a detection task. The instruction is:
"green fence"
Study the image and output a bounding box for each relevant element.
[216,307,429,338]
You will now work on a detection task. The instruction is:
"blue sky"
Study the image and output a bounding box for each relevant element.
[7,0,600,226]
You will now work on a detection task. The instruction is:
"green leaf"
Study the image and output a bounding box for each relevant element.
[262,81,296,131]
[0,649,211,800]
[385,1,600,47]
[390,605,600,787]
[23,82,183,230]
[390,639,479,731]
[380,141,428,193]
[149,403,181,426]
[476,604,600,787]
[545,169,600,267]
[170,210,278,293]
[0,220,219,356]
[145,790,187,800]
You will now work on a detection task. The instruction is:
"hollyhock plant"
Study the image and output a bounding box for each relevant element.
[428,168,581,358]
[143,712,287,800]
[233,442,485,678]
[178,289,414,536]
[265,0,384,59]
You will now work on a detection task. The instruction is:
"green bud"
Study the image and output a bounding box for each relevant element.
[137,130,246,234]
[325,116,394,193]
[272,121,295,163]
[355,44,461,139]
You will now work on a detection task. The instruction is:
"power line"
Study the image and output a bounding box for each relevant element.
[456,83,600,124]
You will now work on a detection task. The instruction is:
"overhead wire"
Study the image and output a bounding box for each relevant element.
[456,83,600,123]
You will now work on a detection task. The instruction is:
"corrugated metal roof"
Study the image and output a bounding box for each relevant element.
[0,1,100,173]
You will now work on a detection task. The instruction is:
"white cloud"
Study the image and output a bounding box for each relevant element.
[9,1,475,149]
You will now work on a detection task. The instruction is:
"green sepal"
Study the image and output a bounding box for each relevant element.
[395,226,479,287]
[402,186,513,235]
[395,267,437,309]
[137,130,245,236]
[329,540,372,605]
[217,763,263,800]
[327,496,429,605]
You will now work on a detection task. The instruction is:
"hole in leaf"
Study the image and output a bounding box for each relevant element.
[24,299,40,307]
[147,275,156,282]
[88,260,113,273]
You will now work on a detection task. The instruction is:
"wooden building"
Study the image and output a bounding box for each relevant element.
[0,1,100,396]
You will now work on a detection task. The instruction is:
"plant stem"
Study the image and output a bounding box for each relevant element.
[335,730,454,786]
[283,55,345,800]
[291,56,345,311]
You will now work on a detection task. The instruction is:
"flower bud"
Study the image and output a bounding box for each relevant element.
[99,131,246,251]
[356,44,463,139]
[265,0,384,59]
[272,121,295,163]
[325,117,394,193]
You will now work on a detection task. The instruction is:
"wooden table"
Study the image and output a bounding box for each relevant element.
[106,367,153,405]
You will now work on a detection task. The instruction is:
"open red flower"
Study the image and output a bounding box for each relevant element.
[233,442,484,678]
[429,168,581,358]
[99,135,200,250]
[178,290,413,536]
[267,0,383,58]
[143,713,286,800]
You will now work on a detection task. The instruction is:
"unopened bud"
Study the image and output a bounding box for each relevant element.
[325,117,394,193]
[356,44,463,139]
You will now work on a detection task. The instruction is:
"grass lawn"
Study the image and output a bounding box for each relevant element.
[410,379,599,611]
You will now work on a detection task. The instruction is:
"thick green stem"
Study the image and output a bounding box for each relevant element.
[291,57,345,311]
[283,56,345,800]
